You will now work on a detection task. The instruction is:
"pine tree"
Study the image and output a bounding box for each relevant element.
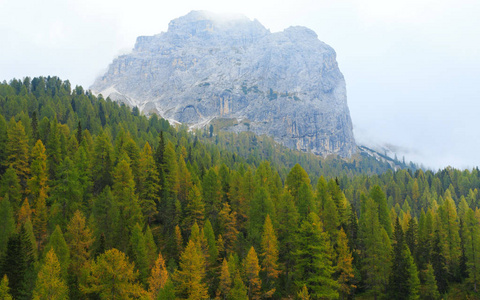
[81,248,146,298]
[173,239,209,299]
[322,193,340,242]
[202,168,222,226]
[229,271,248,300]
[33,249,69,299]
[32,188,48,248]
[431,231,448,294]
[50,157,83,223]
[370,185,392,237]
[336,228,355,299]
[463,208,480,292]
[0,115,8,176]
[129,223,149,285]
[216,258,231,299]
[439,194,461,279]
[248,187,275,247]
[260,214,280,296]
[27,139,48,200]
[388,218,410,299]
[1,233,27,299]
[244,246,262,300]
[0,195,15,256]
[183,184,205,231]
[6,118,29,191]
[112,159,143,232]
[360,197,390,300]
[138,142,160,225]
[45,225,71,280]
[421,264,440,300]
[0,275,12,300]
[148,252,169,299]
[297,284,311,300]
[276,192,299,292]
[294,213,338,299]
[92,187,120,250]
[218,202,239,254]
[0,166,22,210]
[91,130,114,194]
[144,225,157,269]
[65,210,94,298]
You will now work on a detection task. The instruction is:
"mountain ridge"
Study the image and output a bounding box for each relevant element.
[92,10,357,157]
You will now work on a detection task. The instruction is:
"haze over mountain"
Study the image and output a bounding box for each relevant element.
[92,11,356,157]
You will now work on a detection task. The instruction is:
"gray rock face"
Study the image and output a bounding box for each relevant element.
[91,11,356,157]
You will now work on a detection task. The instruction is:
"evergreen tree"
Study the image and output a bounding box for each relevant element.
[260,214,280,297]
[138,142,160,225]
[294,212,338,299]
[336,228,356,299]
[1,233,27,299]
[431,231,448,294]
[0,275,12,300]
[81,248,146,299]
[388,218,410,299]
[6,118,29,191]
[129,223,149,285]
[202,168,222,226]
[421,264,440,300]
[65,210,94,298]
[244,246,262,300]
[44,225,70,280]
[216,258,231,299]
[92,187,120,250]
[463,208,480,292]
[0,166,22,210]
[144,225,157,270]
[218,202,239,255]
[0,195,15,256]
[360,197,390,300]
[276,192,299,292]
[285,164,310,202]
[248,187,274,247]
[370,185,392,237]
[148,251,169,299]
[33,249,69,300]
[27,140,48,201]
[32,187,48,248]
[173,239,209,299]
[229,271,248,300]
[297,284,311,300]
[0,115,8,176]
[90,131,114,194]
[183,184,205,232]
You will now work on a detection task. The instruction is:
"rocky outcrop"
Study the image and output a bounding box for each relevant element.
[91,11,356,157]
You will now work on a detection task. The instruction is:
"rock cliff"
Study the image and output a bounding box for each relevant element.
[91,11,356,157]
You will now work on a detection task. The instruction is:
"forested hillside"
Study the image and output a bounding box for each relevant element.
[0,77,479,299]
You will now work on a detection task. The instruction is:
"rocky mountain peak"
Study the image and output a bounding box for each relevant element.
[92,11,356,157]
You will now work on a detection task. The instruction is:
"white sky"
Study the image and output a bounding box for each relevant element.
[1,0,479,169]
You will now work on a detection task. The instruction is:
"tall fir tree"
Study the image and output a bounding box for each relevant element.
[0,275,12,300]
[0,195,15,256]
[244,246,262,300]
[294,212,339,299]
[6,118,29,192]
[260,214,280,297]
[336,228,356,300]
[173,239,209,299]
[81,248,146,298]
[33,249,69,300]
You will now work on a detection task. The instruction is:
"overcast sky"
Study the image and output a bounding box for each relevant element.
[1,0,479,169]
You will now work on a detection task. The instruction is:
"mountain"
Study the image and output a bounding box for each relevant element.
[91,11,356,157]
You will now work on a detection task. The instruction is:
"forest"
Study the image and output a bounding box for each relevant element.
[0,76,479,299]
